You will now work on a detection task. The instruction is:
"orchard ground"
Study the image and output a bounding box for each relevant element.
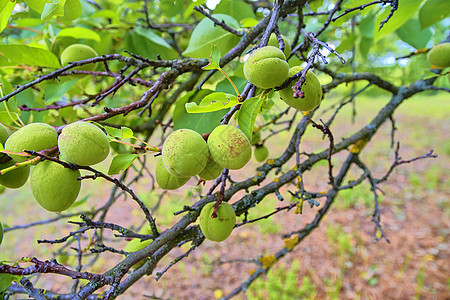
[0,93,448,299]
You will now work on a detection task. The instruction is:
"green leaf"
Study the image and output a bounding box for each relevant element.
[308,0,324,11]
[126,27,177,60]
[202,44,221,71]
[215,76,247,95]
[0,273,21,293]
[214,0,256,21]
[182,14,240,58]
[359,37,373,59]
[359,14,375,39]
[237,97,264,142]
[58,0,82,23]
[56,27,100,43]
[108,154,139,175]
[419,0,450,29]
[41,0,66,21]
[44,79,78,104]
[173,89,227,135]
[105,126,134,139]
[374,0,424,41]
[24,0,47,13]
[396,18,432,49]
[0,44,61,68]
[185,92,238,113]
[240,18,259,28]
[0,0,15,34]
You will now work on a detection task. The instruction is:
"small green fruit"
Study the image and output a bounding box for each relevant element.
[0,159,30,189]
[155,158,190,190]
[58,122,110,166]
[198,158,223,180]
[251,130,261,145]
[4,123,58,162]
[199,202,236,242]
[0,124,8,145]
[124,227,153,269]
[162,129,209,177]
[0,185,5,195]
[254,145,269,162]
[30,160,81,212]
[268,33,291,58]
[60,44,98,71]
[427,43,450,69]
[279,66,322,111]
[207,125,251,170]
[243,46,289,89]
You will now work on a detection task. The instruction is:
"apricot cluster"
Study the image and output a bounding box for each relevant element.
[156,126,251,190]
[0,121,110,213]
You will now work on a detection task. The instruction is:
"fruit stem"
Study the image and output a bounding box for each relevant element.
[0,156,38,175]
[218,68,241,98]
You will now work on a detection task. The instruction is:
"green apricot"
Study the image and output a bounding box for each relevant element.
[124,227,153,268]
[0,124,8,145]
[207,125,251,170]
[427,43,450,69]
[198,158,223,180]
[251,130,261,145]
[30,160,81,212]
[279,66,322,111]
[244,46,289,89]
[0,185,5,195]
[0,159,30,189]
[4,123,58,162]
[268,33,291,58]
[58,122,110,166]
[162,129,209,177]
[199,202,236,242]
[155,158,190,190]
[254,145,269,162]
[60,44,98,71]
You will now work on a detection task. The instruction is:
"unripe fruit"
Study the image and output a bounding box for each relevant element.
[58,122,110,166]
[162,129,209,177]
[251,130,261,145]
[4,123,58,162]
[155,158,190,190]
[427,43,450,69]
[124,227,153,269]
[198,158,223,180]
[0,159,30,189]
[30,160,81,212]
[0,185,5,195]
[254,145,269,162]
[0,124,8,145]
[243,46,289,89]
[207,125,251,170]
[60,44,98,71]
[199,202,236,242]
[268,33,291,58]
[279,66,322,111]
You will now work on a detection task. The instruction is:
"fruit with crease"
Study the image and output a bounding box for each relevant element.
[427,43,450,69]
[207,125,251,170]
[58,122,110,166]
[0,159,30,189]
[199,202,236,242]
[243,46,289,89]
[155,158,190,190]
[254,145,269,162]
[30,160,81,212]
[162,129,209,177]
[4,123,58,162]
[60,44,98,71]
[279,66,322,111]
